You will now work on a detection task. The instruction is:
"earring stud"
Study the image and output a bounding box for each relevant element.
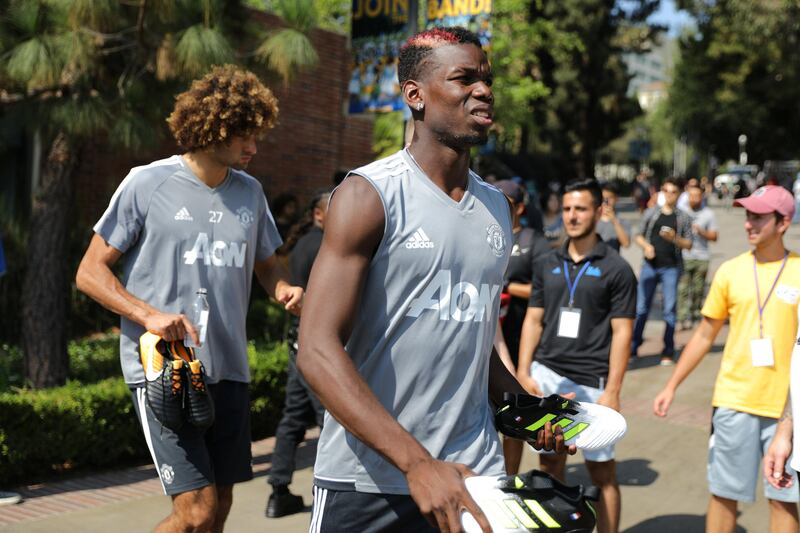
[417,102,424,111]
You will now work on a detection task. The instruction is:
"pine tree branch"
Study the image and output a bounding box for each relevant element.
[0,86,68,105]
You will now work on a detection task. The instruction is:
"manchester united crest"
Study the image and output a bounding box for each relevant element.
[486,224,506,257]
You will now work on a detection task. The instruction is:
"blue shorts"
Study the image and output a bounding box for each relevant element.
[708,407,800,503]
[530,361,614,462]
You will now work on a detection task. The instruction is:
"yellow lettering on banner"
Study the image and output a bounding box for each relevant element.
[429,0,491,20]
[365,0,382,17]
[394,0,409,21]
[439,0,453,17]
[355,0,409,21]
[471,0,485,15]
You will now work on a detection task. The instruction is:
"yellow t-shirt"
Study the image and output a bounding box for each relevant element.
[703,251,800,418]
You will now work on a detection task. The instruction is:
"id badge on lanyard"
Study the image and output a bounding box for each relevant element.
[558,308,582,338]
[557,261,591,339]
[750,253,788,368]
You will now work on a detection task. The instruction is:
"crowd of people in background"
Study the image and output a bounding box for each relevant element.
[482,169,800,532]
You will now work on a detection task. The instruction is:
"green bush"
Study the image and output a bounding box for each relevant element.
[0,342,290,485]
[0,333,120,391]
[67,334,120,383]
[0,378,144,484]
[247,296,292,343]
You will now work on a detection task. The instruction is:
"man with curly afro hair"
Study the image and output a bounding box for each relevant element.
[76,65,302,531]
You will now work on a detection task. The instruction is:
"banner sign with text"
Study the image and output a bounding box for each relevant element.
[426,0,492,50]
[349,0,412,114]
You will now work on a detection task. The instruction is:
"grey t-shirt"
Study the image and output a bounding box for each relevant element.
[596,219,630,252]
[313,149,511,494]
[93,155,281,386]
[682,206,717,261]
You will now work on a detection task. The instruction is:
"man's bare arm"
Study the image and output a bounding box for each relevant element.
[516,307,544,395]
[600,317,633,411]
[653,316,724,417]
[254,255,303,315]
[75,234,198,343]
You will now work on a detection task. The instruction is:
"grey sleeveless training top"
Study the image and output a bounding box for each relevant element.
[313,149,512,494]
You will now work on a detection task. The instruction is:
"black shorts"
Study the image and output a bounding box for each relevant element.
[309,486,438,533]
[131,380,253,495]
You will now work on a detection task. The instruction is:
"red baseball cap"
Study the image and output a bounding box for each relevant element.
[734,185,795,220]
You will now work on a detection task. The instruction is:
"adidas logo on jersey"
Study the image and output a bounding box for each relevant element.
[174,207,193,221]
[405,227,434,249]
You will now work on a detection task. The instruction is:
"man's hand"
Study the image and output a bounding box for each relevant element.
[530,421,578,455]
[764,420,794,490]
[597,390,621,412]
[643,244,656,260]
[144,312,197,344]
[517,374,543,396]
[653,387,675,417]
[276,285,304,316]
[659,227,676,243]
[406,458,491,533]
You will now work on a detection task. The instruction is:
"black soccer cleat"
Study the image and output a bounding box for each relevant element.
[462,469,599,532]
[185,359,215,429]
[146,357,186,432]
[168,342,215,430]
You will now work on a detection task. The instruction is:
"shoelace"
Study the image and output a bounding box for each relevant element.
[188,361,206,392]
[170,360,183,396]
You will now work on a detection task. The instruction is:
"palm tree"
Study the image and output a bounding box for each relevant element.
[0,0,321,388]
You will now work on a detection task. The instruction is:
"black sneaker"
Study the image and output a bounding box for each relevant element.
[168,342,215,430]
[462,469,599,532]
[266,490,305,518]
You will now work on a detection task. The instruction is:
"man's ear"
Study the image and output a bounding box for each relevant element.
[778,215,792,235]
[403,80,424,113]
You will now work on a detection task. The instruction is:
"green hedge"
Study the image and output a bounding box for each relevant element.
[0,334,120,392]
[0,342,289,485]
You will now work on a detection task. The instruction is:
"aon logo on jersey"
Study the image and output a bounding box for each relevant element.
[406,270,500,322]
[183,233,247,268]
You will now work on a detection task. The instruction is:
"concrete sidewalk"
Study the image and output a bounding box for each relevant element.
[4,202,800,532]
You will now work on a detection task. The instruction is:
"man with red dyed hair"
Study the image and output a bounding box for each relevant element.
[298,27,571,532]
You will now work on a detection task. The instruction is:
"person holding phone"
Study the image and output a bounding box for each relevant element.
[632,177,693,365]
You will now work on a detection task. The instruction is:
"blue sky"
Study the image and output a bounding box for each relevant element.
[647,0,694,36]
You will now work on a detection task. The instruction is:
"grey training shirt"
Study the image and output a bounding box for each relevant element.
[313,149,511,494]
[94,155,282,386]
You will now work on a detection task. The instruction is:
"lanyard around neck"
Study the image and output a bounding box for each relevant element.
[563,261,592,308]
[754,252,789,338]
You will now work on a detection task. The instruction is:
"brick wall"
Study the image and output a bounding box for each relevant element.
[75,12,375,225]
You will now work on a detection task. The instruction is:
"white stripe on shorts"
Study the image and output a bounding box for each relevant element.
[309,486,328,533]
[136,388,167,494]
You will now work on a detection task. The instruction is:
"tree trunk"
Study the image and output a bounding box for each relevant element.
[22,132,78,389]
